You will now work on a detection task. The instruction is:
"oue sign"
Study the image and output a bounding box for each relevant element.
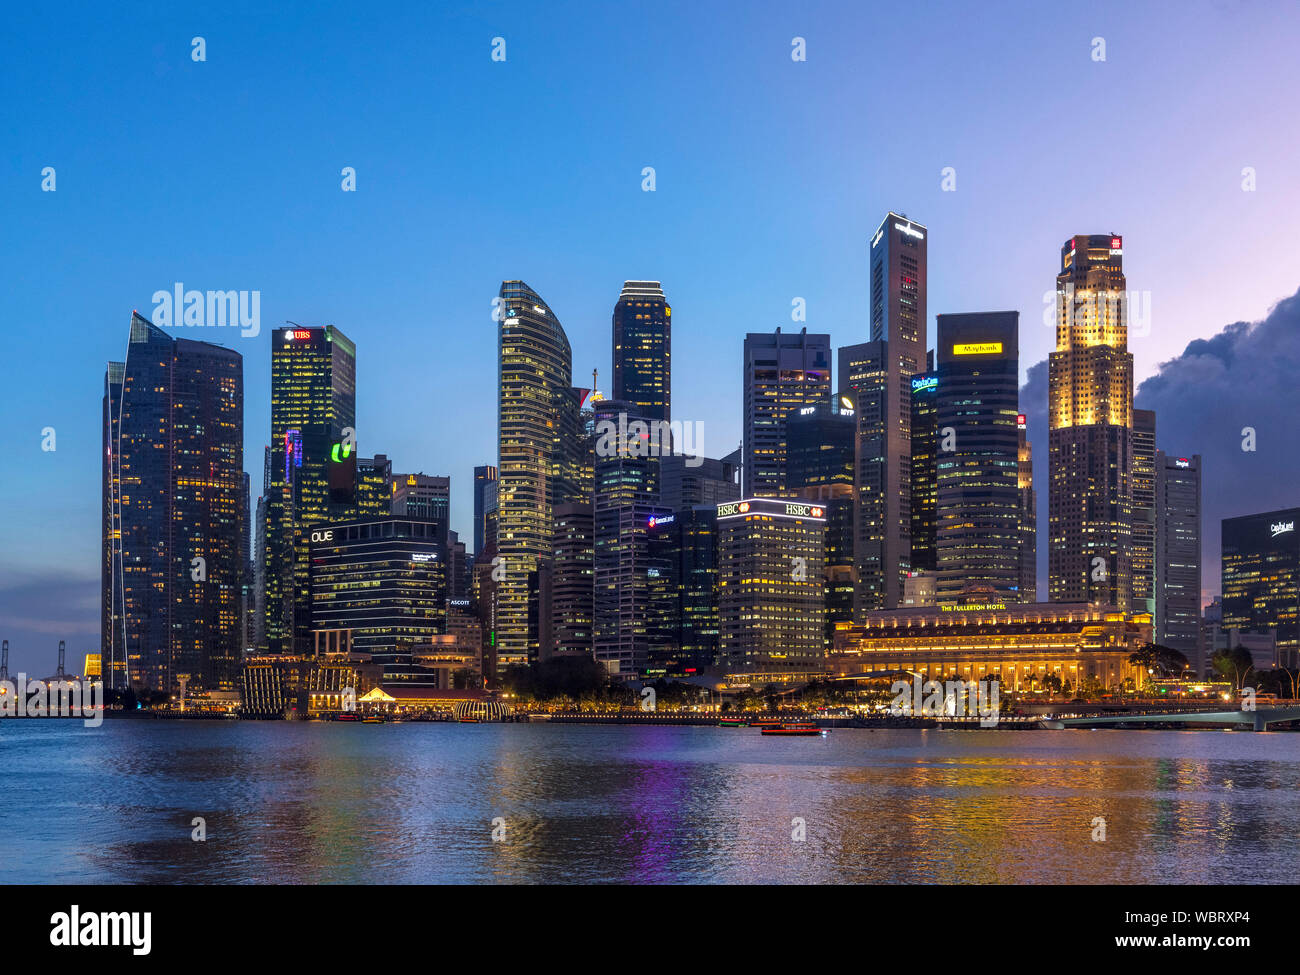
[311,529,334,543]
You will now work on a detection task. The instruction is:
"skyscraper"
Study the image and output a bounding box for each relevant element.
[909,359,938,573]
[592,399,670,679]
[612,281,670,423]
[472,465,498,558]
[264,325,357,655]
[551,502,595,656]
[496,281,583,668]
[1131,409,1157,616]
[1222,507,1300,666]
[103,312,244,693]
[1048,235,1133,608]
[101,360,125,690]
[1155,451,1201,657]
[717,497,826,677]
[1017,415,1037,603]
[934,312,1021,606]
[742,328,832,497]
[842,211,929,613]
[391,471,450,526]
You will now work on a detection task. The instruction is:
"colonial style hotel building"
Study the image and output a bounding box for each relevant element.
[828,603,1151,692]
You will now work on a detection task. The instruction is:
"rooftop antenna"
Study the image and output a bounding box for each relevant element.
[56,640,66,678]
[0,640,8,681]
[593,368,598,393]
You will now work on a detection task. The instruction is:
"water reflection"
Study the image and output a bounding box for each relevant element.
[1,722,1296,884]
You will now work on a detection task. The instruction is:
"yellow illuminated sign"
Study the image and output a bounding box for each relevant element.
[953,343,1002,355]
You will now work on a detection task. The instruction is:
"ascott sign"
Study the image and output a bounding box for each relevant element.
[953,342,1002,356]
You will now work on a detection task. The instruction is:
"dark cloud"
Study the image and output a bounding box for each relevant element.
[0,569,98,677]
[1020,285,1300,604]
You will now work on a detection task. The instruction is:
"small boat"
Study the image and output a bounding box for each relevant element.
[750,718,784,728]
[335,712,359,722]
[458,717,480,724]
[361,715,384,724]
[718,717,748,727]
[761,722,824,737]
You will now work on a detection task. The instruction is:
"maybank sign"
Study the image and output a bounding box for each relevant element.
[953,342,1003,356]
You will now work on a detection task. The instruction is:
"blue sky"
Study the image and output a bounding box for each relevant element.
[2,0,1299,673]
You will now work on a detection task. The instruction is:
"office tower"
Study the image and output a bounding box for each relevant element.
[786,402,855,491]
[265,324,357,655]
[612,281,670,423]
[909,358,938,573]
[447,531,470,601]
[308,516,447,680]
[1017,415,1037,603]
[717,497,826,676]
[472,465,498,557]
[742,328,832,497]
[659,451,741,510]
[785,401,855,643]
[838,341,901,611]
[241,471,252,651]
[1155,452,1201,659]
[1048,235,1133,608]
[1131,409,1157,616]
[1222,507,1300,668]
[593,399,671,679]
[101,360,126,690]
[392,472,450,525]
[934,313,1021,606]
[646,506,722,673]
[496,281,584,667]
[551,503,595,655]
[102,312,244,693]
[870,212,928,372]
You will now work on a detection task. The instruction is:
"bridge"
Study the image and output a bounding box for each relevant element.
[1042,706,1300,731]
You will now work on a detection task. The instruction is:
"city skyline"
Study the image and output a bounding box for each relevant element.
[6,1,1300,674]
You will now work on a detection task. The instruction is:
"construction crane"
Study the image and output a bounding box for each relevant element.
[56,640,66,678]
[0,639,8,681]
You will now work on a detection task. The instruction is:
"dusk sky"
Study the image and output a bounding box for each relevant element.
[3,0,1299,674]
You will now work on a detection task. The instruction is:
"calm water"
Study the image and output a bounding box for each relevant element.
[1,720,1297,884]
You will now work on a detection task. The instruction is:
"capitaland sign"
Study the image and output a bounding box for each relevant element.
[953,342,1003,356]
[1270,521,1295,538]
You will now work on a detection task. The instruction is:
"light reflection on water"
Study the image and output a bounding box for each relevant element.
[1,721,1296,884]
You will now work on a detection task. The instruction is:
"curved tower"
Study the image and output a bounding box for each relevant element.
[496,281,581,667]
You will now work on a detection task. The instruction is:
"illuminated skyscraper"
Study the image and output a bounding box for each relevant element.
[717,497,826,676]
[551,502,595,656]
[102,312,244,693]
[742,328,832,497]
[495,281,583,667]
[101,360,126,690]
[934,312,1021,606]
[1018,417,1037,603]
[613,281,670,423]
[1048,235,1133,608]
[842,212,929,613]
[264,325,357,654]
[909,356,938,574]
[1131,409,1157,616]
[592,399,670,679]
